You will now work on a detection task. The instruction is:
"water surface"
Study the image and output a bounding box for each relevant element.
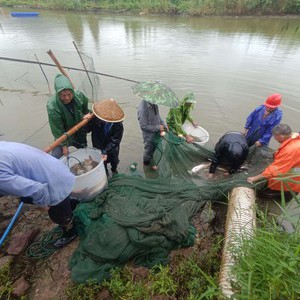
[0,10,300,170]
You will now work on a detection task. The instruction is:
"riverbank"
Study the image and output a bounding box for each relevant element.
[0,196,224,299]
[1,0,300,16]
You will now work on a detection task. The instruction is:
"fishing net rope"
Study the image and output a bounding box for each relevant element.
[69,132,273,283]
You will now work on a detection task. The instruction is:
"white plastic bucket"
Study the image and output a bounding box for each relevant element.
[60,148,108,201]
[182,124,209,146]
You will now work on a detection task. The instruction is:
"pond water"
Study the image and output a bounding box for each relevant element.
[0,9,300,171]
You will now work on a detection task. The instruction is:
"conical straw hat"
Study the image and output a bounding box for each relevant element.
[92,99,125,123]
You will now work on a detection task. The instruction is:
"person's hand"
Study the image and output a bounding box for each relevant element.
[83,113,93,120]
[185,135,195,143]
[159,125,165,131]
[255,141,262,147]
[208,173,215,179]
[160,131,166,137]
[247,177,254,184]
[223,172,230,176]
[192,121,198,128]
[63,146,69,157]
[102,154,108,161]
[243,128,248,136]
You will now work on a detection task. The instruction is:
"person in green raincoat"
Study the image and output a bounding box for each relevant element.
[166,93,198,143]
[47,74,93,158]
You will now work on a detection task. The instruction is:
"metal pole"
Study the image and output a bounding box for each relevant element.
[34,54,52,95]
[73,41,94,98]
[0,56,139,83]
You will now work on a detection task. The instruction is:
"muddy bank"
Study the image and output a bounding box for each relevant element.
[0,195,227,299]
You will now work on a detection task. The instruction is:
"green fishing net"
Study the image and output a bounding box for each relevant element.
[69,132,273,283]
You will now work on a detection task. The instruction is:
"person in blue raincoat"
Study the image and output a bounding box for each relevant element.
[0,142,78,248]
[244,94,283,147]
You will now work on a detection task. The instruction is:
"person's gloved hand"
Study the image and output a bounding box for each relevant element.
[20,197,34,204]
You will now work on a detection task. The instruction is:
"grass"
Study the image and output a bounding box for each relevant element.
[66,234,223,299]
[231,209,300,299]
[0,261,13,300]
[1,0,300,15]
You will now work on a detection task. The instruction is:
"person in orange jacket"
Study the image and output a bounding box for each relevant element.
[247,124,300,195]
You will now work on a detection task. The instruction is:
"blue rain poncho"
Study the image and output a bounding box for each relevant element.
[0,142,75,207]
[244,105,282,146]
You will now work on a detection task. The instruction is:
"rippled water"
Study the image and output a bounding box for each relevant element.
[0,9,300,170]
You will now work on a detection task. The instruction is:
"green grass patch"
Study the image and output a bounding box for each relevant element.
[0,262,13,300]
[232,218,300,299]
[66,240,223,299]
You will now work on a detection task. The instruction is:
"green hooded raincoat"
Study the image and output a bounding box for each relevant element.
[47,74,90,147]
[166,95,195,136]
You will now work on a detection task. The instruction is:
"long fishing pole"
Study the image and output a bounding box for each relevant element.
[0,56,139,84]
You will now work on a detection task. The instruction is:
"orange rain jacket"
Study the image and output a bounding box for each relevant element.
[262,133,300,192]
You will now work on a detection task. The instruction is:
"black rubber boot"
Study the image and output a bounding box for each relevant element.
[53,225,77,248]
[112,169,118,175]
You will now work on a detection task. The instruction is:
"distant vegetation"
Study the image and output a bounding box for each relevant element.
[1,0,300,15]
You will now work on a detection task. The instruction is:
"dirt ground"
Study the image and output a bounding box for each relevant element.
[0,195,227,299]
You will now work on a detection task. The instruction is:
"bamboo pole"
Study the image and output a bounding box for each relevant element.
[47,50,76,88]
[219,187,256,298]
[43,116,94,153]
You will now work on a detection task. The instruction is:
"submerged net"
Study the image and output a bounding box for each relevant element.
[70,132,273,283]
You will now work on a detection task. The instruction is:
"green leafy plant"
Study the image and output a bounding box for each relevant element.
[66,279,102,300]
[149,264,178,296]
[0,263,13,300]
[102,267,149,300]
[232,221,300,299]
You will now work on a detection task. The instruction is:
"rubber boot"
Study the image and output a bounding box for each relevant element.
[53,223,77,248]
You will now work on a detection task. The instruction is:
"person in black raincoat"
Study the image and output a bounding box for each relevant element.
[208,131,249,179]
[89,99,125,176]
[90,118,124,175]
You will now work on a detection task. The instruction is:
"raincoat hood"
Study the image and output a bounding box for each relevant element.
[182,93,196,104]
[54,74,74,95]
[166,93,196,136]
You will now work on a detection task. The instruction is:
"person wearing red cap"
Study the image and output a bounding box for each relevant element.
[244,94,282,147]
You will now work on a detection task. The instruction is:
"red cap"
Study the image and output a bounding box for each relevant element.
[264,94,281,108]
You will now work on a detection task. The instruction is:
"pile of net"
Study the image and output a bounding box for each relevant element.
[70,133,273,283]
